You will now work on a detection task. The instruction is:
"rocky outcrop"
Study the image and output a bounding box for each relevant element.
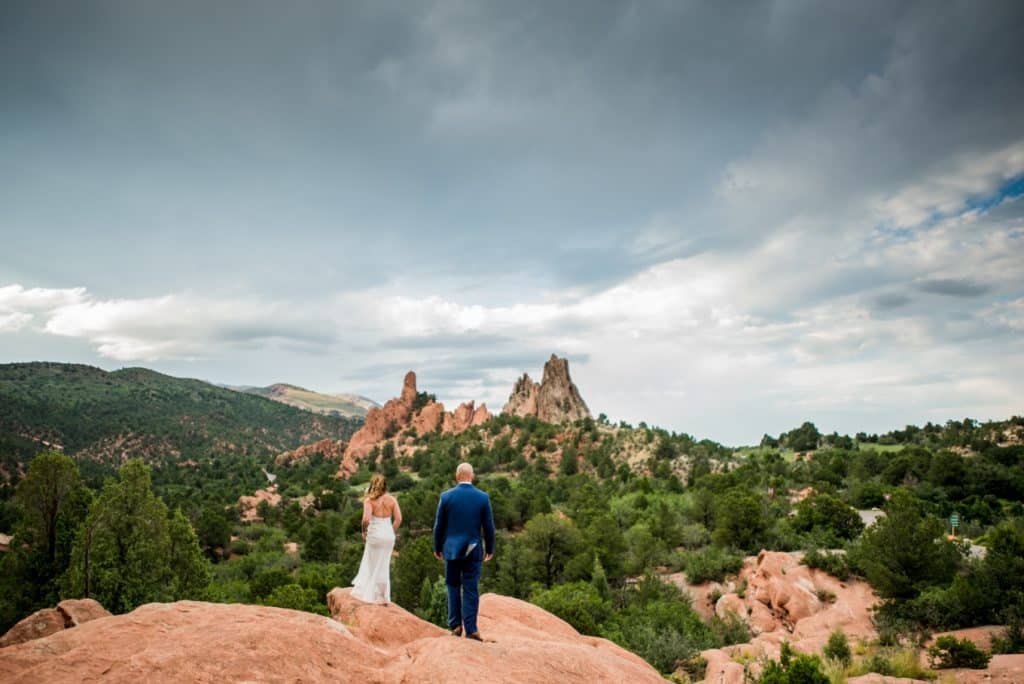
[679,551,878,682]
[0,599,110,648]
[237,485,282,522]
[275,438,347,466]
[0,592,664,683]
[503,355,590,424]
[336,372,491,477]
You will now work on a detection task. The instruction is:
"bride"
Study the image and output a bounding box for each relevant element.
[351,473,402,604]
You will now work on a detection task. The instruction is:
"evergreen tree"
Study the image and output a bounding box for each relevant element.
[64,460,210,612]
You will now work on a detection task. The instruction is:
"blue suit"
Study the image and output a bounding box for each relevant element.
[433,483,496,635]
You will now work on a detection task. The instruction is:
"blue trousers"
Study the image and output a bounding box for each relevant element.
[445,552,483,634]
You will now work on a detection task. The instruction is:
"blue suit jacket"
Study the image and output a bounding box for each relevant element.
[433,483,496,561]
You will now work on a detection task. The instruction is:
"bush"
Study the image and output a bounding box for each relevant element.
[850,648,932,679]
[802,547,851,580]
[250,568,294,599]
[531,581,612,636]
[759,642,829,684]
[262,583,328,615]
[926,636,991,669]
[681,546,744,584]
[822,629,851,666]
[991,600,1024,654]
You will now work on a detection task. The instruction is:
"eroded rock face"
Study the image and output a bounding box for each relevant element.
[503,355,590,424]
[689,550,878,683]
[336,372,491,477]
[237,485,282,522]
[275,438,347,466]
[0,592,664,683]
[0,599,110,648]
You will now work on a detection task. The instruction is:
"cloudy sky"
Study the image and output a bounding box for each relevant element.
[2,1,1023,444]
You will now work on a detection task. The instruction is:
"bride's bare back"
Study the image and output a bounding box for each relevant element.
[364,493,402,530]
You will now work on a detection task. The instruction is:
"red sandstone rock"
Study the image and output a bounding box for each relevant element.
[950,654,1024,683]
[698,648,747,684]
[55,599,110,628]
[237,484,281,522]
[503,355,590,424]
[925,625,1003,652]
[276,438,347,466]
[411,401,444,435]
[442,401,492,434]
[0,608,66,648]
[716,593,747,619]
[0,593,664,683]
[335,372,493,477]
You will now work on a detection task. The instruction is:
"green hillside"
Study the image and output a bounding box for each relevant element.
[0,363,361,469]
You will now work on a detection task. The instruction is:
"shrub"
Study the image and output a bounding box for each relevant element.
[991,600,1024,654]
[822,629,851,666]
[682,546,744,584]
[262,583,328,615]
[531,581,612,636]
[926,636,991,669]
[849,648,933,680]
[759,642,829,684]
[801,548,851,581]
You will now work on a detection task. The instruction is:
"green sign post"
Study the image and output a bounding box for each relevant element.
[950,512,960,534]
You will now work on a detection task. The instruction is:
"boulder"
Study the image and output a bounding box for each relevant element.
[0,608,66,648]
[56,599,110,627]
[1,599,114,648]
[698,648,746,684]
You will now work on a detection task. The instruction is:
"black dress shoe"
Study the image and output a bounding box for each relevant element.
[450,626,463,637]
[466,632,483,641]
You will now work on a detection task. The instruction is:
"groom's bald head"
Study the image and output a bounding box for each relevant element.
[455,462,474,483]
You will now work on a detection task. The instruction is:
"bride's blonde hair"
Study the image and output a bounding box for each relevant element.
[365,473,388,501]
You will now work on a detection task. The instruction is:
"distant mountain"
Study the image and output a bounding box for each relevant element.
[225,383,379,419]
[0,363,361,471]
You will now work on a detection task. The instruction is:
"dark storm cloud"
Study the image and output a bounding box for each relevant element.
[873,293,913,310]
[3,1,1024,443]
[917,279,993,298]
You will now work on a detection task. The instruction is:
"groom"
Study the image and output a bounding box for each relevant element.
[433,462,496,641]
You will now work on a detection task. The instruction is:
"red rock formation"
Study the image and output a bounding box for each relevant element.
[0,599,110,648]
[0,593,664,683]
[335,372,492,478]
[503,355,590,424]
[237,485,282,522]
[275,438,347,466]
[441,401,493,434]
[688,550,879,682]
[410,401,444,435]
[344,371,419,466]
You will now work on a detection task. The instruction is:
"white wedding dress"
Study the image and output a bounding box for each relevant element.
[351,514,395,604]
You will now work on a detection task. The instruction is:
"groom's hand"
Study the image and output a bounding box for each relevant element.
[484,553,493,562]
[434,551,443,561]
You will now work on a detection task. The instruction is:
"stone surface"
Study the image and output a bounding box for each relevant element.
[0,608,66,648]
[0,592,665,683]
[0,599,111,648]
[275,438,346,466]
[237,484,281,522]
[55,599,110,628]
[950,654,1024,683]
[925,625,1003,652]
[503,355,590,424]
